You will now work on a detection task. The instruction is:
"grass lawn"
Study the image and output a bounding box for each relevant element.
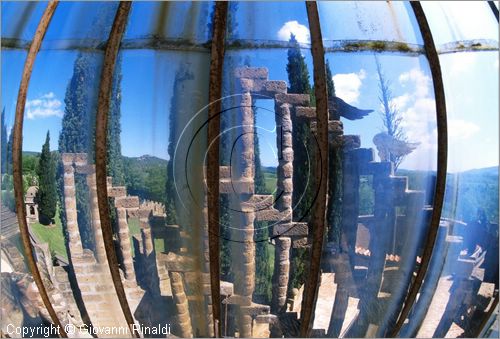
[127,217,165,255]
[263,172,277,194]
[29,206,67,260]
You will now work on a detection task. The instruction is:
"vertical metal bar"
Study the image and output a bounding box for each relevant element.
[94,2,139,338]
[207,2,228,337]
[300,2,329,337]
[387,2,448,336]
[11,2,68,337]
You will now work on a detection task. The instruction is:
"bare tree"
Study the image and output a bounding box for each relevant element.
[375,58,418,170]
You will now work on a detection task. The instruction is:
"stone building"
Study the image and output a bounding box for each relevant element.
[24,186,39,223]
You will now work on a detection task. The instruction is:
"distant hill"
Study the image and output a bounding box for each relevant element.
[122,155,167,203]
[122,154,168,168]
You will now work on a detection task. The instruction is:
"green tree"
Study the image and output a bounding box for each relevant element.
[325,59,343,245]
[254,105,272,303]
[165,64,194,225]
[1,108,7,174]
[286,33,313,289]
[58,32,125,249]
[37,131,57,225]
[286,33,313,222]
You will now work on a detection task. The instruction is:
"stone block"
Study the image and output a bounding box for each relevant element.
[161,253,194,272]
[107,186,127,198]
[220,281,234,296]
[275,93,310,106]
[73,153,88,166]
[234,67,268,80]
[264,80,287,94]
[240,303,270,316]
[342,134,361,150]
[292,237,309,248]
[222,294,252,306]
[75,164,95,174]
[115,196,140,209]
[220,179,254,194]
[273,223,308,237]
[220,166,231,179]
[295,106,316,119]
[61,153,75,165]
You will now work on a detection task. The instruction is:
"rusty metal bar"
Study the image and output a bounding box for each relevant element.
[299,2,329,337]
[11,1,67,337]
[4,37,500,56]
[94,2,139,338]
[207,2,228,337]
[387,2,448,337]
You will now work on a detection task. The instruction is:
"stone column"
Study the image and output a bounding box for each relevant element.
[116,208,135,281]
[271,102,294,313]
[228,90,256,336]
[271,237,291,313]
[169,271,193,338]
[61,154,83,256]
[86,172,107,263]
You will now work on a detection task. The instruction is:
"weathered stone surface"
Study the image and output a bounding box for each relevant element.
[235,67,268,79]
[293,237,309,249]
[264,80,287,94]
[220,281,234,296]
[107,186,126,198]
[160,253,195,272]
[114,196,140,209]
[220,166,231,179]
[240,303,271,316]
[273,222,308,237]
[342,134,361,150]
[220,179,254,194]
[222,294,252,306]
[241,194,274,210]
[275,93,310,106]
[255,209,290,222]
[295,106,316,119]
[75,164,95,174]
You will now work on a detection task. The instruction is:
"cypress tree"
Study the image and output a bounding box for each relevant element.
[286,33,313,289]
[325,59,343,245]
[37,131,57,225]
[58,7,125,249]
[1,108,7,174]
[286,33,313,222]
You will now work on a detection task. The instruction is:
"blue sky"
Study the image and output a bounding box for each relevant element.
[1,1,498,173]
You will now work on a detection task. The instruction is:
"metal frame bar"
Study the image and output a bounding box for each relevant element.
[207,2,228,337]
[3,37,498,55]
[299,2,329,337]
[11,1,68,337]
[488,1,499,21]
[94,2,139,338]
[387,2,448,336]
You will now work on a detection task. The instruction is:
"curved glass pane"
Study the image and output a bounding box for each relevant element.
[1,1,46,41]
[318,1,423,45]
[421,1,499,46]
[124,2,214,44]
[413,51,499,338]
[305,51,437,337]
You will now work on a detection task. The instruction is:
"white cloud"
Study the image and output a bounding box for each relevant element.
[277,20,310,43]
[25,92,63,119]
[448,119,480,140]
[332,69,366,104]
[398,68,431,98]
